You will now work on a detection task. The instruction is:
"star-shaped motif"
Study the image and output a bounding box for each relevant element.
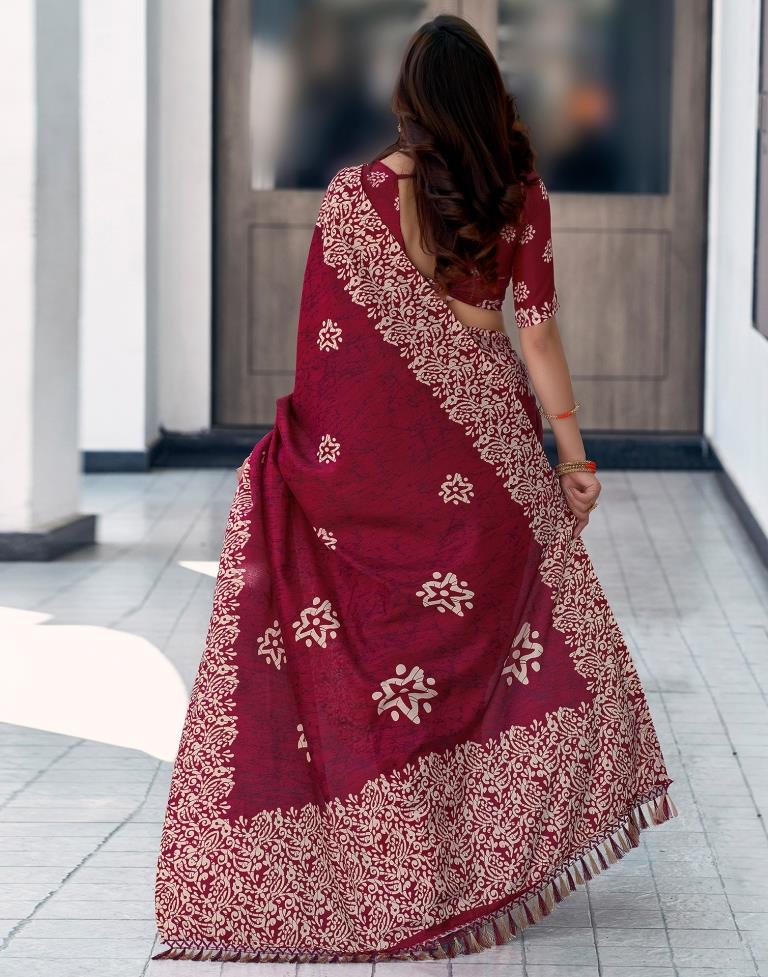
[313,526,337,550]
[256,621,285,670]
[502,621,544,686]
[439,473,475,505]
[371,663,437,724]
[317,318,343,351]
[292,597,340,648]
[416,571,474,616]
[317,434,341,464]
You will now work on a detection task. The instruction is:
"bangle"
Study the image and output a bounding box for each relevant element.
[554,459,597,476]
[539,401,580,421]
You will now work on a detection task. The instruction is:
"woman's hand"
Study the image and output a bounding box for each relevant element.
[558,470,601,539]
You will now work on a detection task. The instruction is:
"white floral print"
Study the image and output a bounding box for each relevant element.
[317,318,343,351]
[313,526,337,550]
[367,168,387,187]
[416,571,475,616]
[520,223,535,245]
[256,620,285,670]
[296,723,311,762]
[317,434,341,463]
[539,178,549,200]
[371,663,437,724]
[515,293,560,329]
[502,621,544,686]
[513,281,530,304]
[292,596,340,648]
[542,239,553,263]
[439,473,475,505]
[500,223,517,244]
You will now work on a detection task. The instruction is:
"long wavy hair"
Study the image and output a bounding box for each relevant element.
[375,15,536,297]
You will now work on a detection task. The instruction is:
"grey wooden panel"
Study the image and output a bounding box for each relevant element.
[247,223,314,375]
[552,229,669,380]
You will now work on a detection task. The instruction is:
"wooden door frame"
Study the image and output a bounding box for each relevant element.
[212,0,712,437]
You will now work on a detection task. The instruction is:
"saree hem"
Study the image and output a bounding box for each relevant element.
[151,784,677,964]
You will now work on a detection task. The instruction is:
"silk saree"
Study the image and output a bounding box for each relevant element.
[153,162,677,963]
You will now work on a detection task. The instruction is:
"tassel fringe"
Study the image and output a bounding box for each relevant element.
[152,787,678,965]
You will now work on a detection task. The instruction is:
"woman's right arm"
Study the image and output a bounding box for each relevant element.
[511,176,600,538]
[518,314,600,538]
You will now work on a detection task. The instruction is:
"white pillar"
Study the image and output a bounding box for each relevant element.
[148,0,213,435]
[0,0,93,559]
[79,0,149,464]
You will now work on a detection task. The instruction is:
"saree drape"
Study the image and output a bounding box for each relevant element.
[154,163,677,963]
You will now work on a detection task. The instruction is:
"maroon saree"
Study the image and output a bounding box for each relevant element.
[154,162,677,963]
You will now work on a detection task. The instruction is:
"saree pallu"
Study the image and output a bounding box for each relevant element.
[154,164,676,963]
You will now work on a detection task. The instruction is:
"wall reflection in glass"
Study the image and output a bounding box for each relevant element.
[499,0,672,193]
[250,0,428,189]
[250,0,672,194]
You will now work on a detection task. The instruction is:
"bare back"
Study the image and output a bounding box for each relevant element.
[381,152,506,333]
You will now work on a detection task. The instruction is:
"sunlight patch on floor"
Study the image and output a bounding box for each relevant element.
[0,605,188,761]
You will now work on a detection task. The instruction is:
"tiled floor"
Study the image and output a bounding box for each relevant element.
[1,468,767,977]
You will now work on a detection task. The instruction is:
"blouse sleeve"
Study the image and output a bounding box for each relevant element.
[510,176,559,328]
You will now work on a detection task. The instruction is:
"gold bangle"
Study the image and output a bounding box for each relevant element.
[554,459,597,476]
[539,401,580,421]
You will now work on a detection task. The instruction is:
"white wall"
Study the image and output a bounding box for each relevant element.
[704,0,768,537]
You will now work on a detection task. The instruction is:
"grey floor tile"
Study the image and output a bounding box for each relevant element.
[375,964,450,975]
[147,962,223,976]
[0,937,151,958]
[1,468,768,974]
[0,960,148,977]
[451,966,523,976]
[221,966,297,976]
[524,967,599,977]
[295,966,372,976]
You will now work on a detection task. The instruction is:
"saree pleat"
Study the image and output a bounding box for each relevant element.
[153,163,676,961]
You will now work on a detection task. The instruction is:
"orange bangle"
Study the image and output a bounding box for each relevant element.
[538,401,580,421]
[554,459,597,476]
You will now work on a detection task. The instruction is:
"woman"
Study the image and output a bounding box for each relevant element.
[154,15,676,964]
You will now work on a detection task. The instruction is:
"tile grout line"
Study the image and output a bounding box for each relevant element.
[674,629,765,977]
[583,879,603,977]
[686,471,768,612]
[629,475,763,975]
[0,738,85,813]
[657,474,768,842]
[33,468,219,613]
[107,470,232,632]
[660,473,768,697]
[0,758,162,955]
[654,683,760,977]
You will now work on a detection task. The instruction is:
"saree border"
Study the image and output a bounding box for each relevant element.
[154,165,675,958]
[154,787,677,963]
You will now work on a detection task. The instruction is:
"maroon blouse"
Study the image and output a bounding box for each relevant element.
[363,158,560,328]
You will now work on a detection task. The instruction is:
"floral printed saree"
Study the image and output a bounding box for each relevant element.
[153,162,677,963]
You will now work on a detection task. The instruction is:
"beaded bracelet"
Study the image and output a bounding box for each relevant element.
[554,459,597,476]
[539,401,580,421]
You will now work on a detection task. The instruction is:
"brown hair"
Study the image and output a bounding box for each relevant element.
[376,14,536,297]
